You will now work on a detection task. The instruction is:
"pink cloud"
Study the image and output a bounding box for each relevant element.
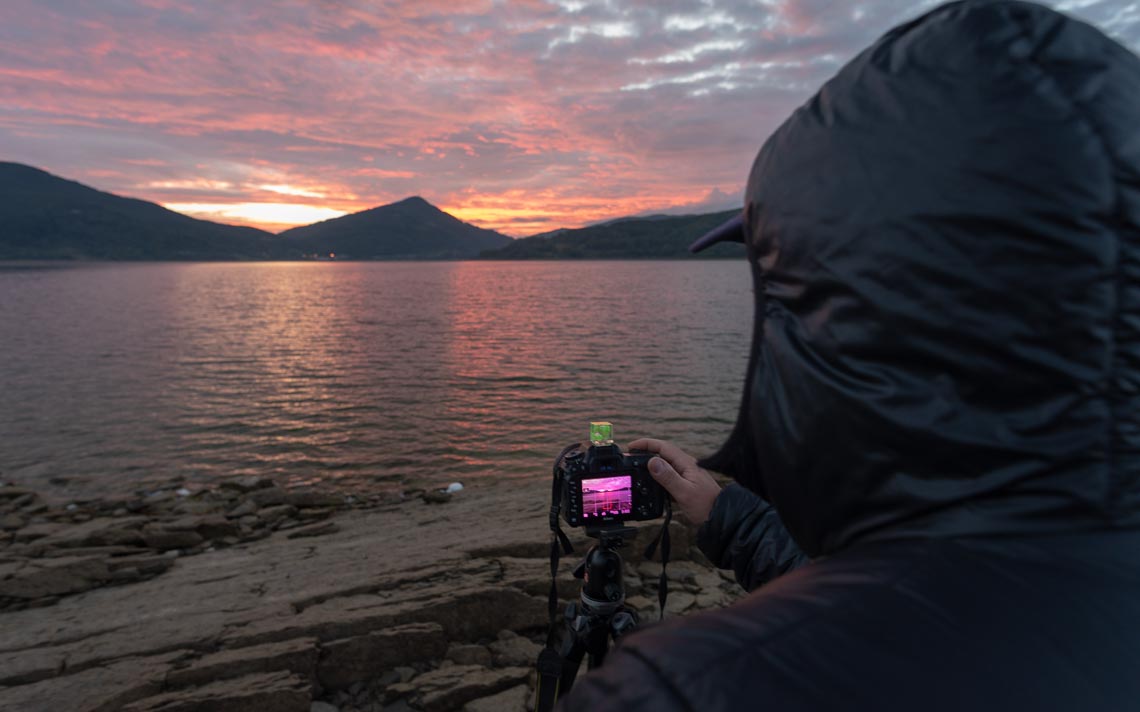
[1,0,1137,235]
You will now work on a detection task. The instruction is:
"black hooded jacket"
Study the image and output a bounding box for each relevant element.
[560,2,1140,709]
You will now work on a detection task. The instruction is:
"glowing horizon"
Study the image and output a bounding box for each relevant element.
[3,1,1136,237]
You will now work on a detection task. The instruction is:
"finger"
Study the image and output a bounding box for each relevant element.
[647,456,691,498]
[629,439,698,471]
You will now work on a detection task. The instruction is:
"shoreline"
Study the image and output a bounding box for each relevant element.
[0,479,742,711]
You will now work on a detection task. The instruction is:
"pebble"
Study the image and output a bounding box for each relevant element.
[445,482,464,493]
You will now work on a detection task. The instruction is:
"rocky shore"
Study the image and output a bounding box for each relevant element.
[0,478,742,711]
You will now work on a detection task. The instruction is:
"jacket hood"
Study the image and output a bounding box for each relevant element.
[702,0,1140,557]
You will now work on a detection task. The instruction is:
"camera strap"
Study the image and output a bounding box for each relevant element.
[547,443,580,624]
[535,443,581,712]
[642,498,673,619]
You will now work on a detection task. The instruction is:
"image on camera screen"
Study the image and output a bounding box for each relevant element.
[581,475,633,518]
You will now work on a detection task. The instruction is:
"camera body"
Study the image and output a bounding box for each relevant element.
[558,443,666,528]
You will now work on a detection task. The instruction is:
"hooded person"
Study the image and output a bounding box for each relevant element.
[558,1,1140,710]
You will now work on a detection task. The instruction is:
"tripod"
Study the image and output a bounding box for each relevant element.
[550,526,640,695]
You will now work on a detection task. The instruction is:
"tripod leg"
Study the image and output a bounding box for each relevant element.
[559,624,588,694]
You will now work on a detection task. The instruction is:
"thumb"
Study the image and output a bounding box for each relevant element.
[648,456,686,496]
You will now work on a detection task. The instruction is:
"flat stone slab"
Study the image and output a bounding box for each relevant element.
[122,671,311,712]
[165,636,320,690]
[318,622,446,690]
[0,651,186,712]
[388,665,531,712]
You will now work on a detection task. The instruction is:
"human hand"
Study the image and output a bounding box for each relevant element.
[629,438,721,525]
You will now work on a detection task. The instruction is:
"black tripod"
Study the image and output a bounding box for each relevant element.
[535,526,640,710]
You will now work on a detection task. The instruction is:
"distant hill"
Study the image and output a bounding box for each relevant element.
[277,197,511,259]
[479,209,745,259]
[0,162,283,260]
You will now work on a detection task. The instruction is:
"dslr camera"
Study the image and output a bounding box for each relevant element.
[557,422,667,528]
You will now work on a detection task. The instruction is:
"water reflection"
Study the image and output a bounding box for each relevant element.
[0,261,751,497]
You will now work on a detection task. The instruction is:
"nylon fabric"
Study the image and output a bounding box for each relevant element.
[558,2,1140,710]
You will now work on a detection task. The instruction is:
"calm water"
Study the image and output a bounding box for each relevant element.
[0,261,751,498]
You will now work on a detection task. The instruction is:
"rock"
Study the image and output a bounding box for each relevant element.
[166,637,319,689]
[40,546,143,560]
[142,528,204,551]
[9,519,63,542]
[109,565,143,582]
[695,590,729,610]
[227,500,259,518]
[258,504,298,525]
[89,527,147,547]
[693,569,726,592]
[625,595,656,615]
[123,671,311,712]
[464,684,529,712]
[311,702,340,712]
[393,667,417,683]
[221,476,276,493]
[1,514,25,530]
[26,517,148,549]
[664,591,696,615]
[0,651,184,712]
[144,490,176,507]
[161,516,208,532]
[287,521,340,539]
[298,507,334,521]
[661,560,706,585]
[447,643,493,667]
[171,499,220,516]
[248,487,288,507]
[488,631,543,667]
[106,553,176,575]
[287,491,344,509]
[22,501,49,515]
[392,665,530,712]
[0,487,35,499]
[196,514,240,539]
[421,491,451,505]
[317,623,446,690]
[0,555,111,598]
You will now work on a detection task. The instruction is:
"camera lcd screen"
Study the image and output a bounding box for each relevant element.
[580,475,633,519]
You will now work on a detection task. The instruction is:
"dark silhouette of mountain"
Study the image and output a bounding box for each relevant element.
[479,209,745,259]
[0,162,284,260]
[277,196,511,259]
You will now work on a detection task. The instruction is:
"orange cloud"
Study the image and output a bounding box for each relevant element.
[3,0,1136,236]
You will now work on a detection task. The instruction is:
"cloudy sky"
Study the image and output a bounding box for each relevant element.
[1,0,1137,235]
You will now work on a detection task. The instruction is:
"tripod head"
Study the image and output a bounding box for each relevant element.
[576,526,638,614]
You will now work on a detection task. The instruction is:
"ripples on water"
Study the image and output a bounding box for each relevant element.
[0,261,752,497]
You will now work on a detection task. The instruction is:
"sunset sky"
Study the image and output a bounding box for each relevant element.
[2,1,1138,236]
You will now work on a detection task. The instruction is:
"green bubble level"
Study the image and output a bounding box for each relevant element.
[590,421,613,445]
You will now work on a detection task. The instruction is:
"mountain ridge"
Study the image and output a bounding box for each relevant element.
[479,209,744,260]
[0,162,742,261]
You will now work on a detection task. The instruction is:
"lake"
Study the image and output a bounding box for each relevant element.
[0,261,752,499]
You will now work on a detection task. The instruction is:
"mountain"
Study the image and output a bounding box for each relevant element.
[277,196,511,259]
[0,162,282,260]
[479,209,745,259]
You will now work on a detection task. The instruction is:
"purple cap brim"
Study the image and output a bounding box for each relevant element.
[689,214,745,253]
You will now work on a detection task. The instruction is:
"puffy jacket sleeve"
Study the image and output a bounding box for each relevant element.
[556,646,689,712]
[696,483,809,591]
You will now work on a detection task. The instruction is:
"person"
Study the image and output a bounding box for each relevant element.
[558,1,1140,710]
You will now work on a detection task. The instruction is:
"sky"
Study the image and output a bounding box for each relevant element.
[2,1,1138,236]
